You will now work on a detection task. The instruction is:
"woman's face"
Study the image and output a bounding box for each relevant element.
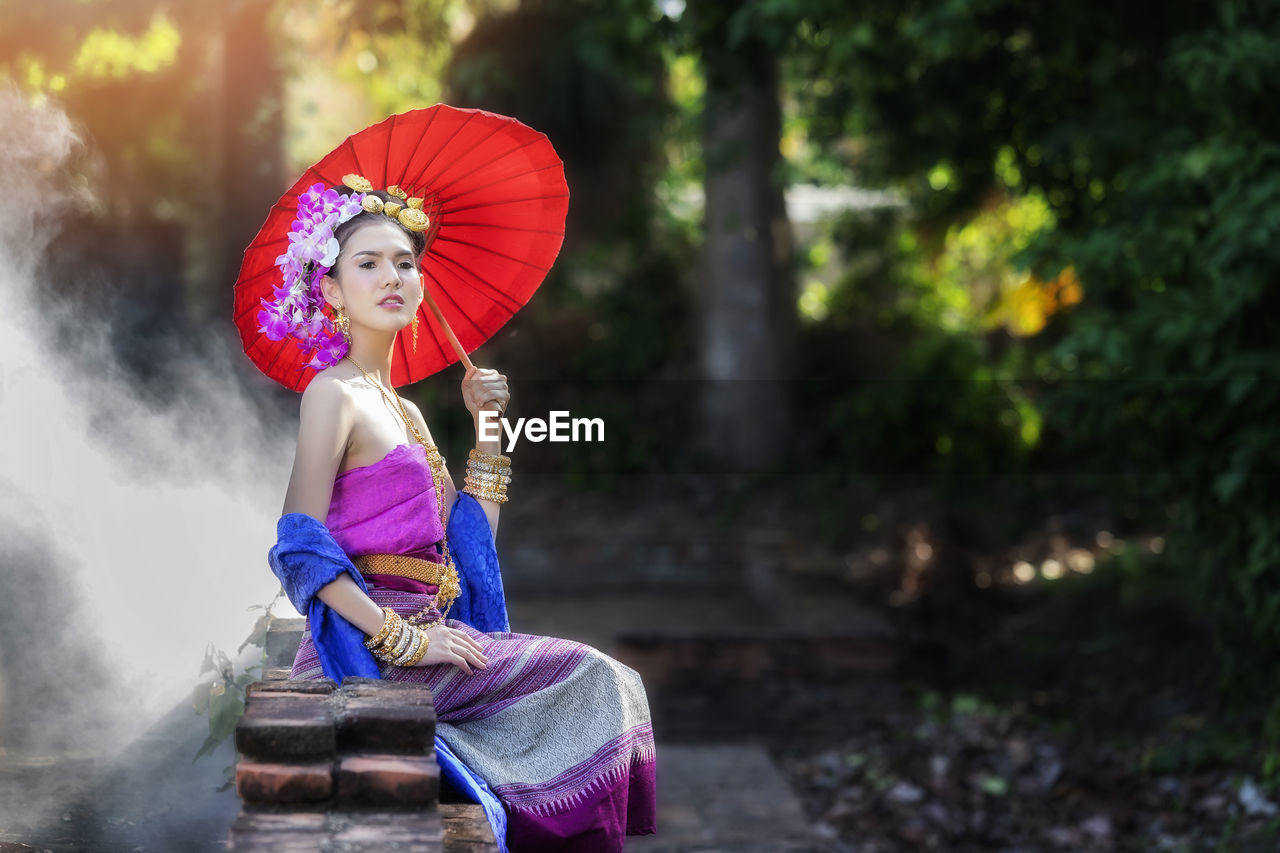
[323,218,423,335]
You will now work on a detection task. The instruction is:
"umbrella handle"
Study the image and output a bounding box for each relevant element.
[420,286,475,373]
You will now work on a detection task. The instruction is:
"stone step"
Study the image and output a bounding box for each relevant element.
[228,809,444,853]
[505,591,895,655]
[440,804,500,853]
[627,744,839,852]
[264,617,305,667]
[497,536,754,596]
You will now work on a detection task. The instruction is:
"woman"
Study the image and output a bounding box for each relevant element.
[263,180,657,852]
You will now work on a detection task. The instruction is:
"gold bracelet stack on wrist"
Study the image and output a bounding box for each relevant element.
[364,606,430,666]
[463,448,511,504]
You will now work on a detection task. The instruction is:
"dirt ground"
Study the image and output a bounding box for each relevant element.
[735,476,1280,853]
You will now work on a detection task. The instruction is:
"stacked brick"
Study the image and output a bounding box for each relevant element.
[226,621,498,852]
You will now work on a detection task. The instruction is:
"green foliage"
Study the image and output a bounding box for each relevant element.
[824,330,1035,490]
[795,0,1280,774]
[192,591,281,791]
[801,196,1046,525]
[1034,11,1280,750]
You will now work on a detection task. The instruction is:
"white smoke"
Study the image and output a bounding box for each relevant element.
[0,83,298,816]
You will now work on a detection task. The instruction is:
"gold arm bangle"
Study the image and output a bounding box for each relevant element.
[364,606,398,649]
[402,627,431,666]
[468,449,511,467]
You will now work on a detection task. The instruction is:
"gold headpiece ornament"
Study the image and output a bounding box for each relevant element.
[342,173,432,233]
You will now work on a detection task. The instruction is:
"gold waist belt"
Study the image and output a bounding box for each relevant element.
[352,553,461,615]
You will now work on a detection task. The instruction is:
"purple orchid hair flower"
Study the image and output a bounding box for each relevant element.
[259,181,366,368]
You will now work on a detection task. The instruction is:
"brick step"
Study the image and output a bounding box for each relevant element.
[228,677,501,852]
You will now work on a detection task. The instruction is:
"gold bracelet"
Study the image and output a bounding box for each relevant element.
[375,620,412,661]
[466,459,511,474]
[364,606,399,649]
[463,480,509,497]
[469,448,511,467]
[373,613,405,651]
[393,621,416,659]
[465,471,509,484]
[402,626,431,666]
[391,624,423,666]
[468,466,512,479]
[463,484,509,504]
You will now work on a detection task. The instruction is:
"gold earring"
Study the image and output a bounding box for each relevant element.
[411,313,419,353]
[334,304,351,347]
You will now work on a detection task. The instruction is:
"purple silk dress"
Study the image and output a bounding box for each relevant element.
[290,442,658,852]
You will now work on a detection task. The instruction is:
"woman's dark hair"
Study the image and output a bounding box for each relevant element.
[332,188,428,262]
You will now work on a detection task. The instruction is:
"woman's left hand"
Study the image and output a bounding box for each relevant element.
[462,365,509,418]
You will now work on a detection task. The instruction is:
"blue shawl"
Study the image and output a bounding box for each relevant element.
[268,491,511,851]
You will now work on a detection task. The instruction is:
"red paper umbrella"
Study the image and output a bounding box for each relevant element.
[233,104,569,391]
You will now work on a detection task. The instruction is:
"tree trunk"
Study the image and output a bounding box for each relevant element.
[697,32,793,472]
[215,0,286,322]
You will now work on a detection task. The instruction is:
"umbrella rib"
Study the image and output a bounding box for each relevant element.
[417,120,501,192]
[427,265,494,343]
[422,129,531,199]
[309,162,345,187]
[441,188,570,217]
[437,165,563,206]
[403,109,470,192]
[436,221,565,236]
[344,138,369,185]
[431,252,525,312]
[432,234,552,273]
[234,295,265,324]
[246,229,286,251]
[382,114,397,188]
[262,337,292,383]
[402,112,482,193]
[409,112,488,189]
[438,162,566,206]
[233,266,291,322]
[236,264,282,289]
[396,106,443,193]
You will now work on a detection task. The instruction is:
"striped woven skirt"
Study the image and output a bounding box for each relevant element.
[290,584,658,851]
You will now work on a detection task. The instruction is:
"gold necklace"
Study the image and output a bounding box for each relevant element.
[345,354,460,627]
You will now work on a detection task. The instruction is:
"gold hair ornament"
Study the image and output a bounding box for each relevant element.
[344,173,433,233]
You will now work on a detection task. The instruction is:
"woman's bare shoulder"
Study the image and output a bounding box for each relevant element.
[283,371,359,518]
[399,395,432,436]
[296,370,362,447]
[300,368,359,409]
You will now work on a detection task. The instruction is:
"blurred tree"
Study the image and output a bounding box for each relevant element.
[1,0,289,357]
[448,0,669,248]
[788,0,1280,768]
[217,0,287,320]
[684,1,796,471]
[444,0,686,383]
